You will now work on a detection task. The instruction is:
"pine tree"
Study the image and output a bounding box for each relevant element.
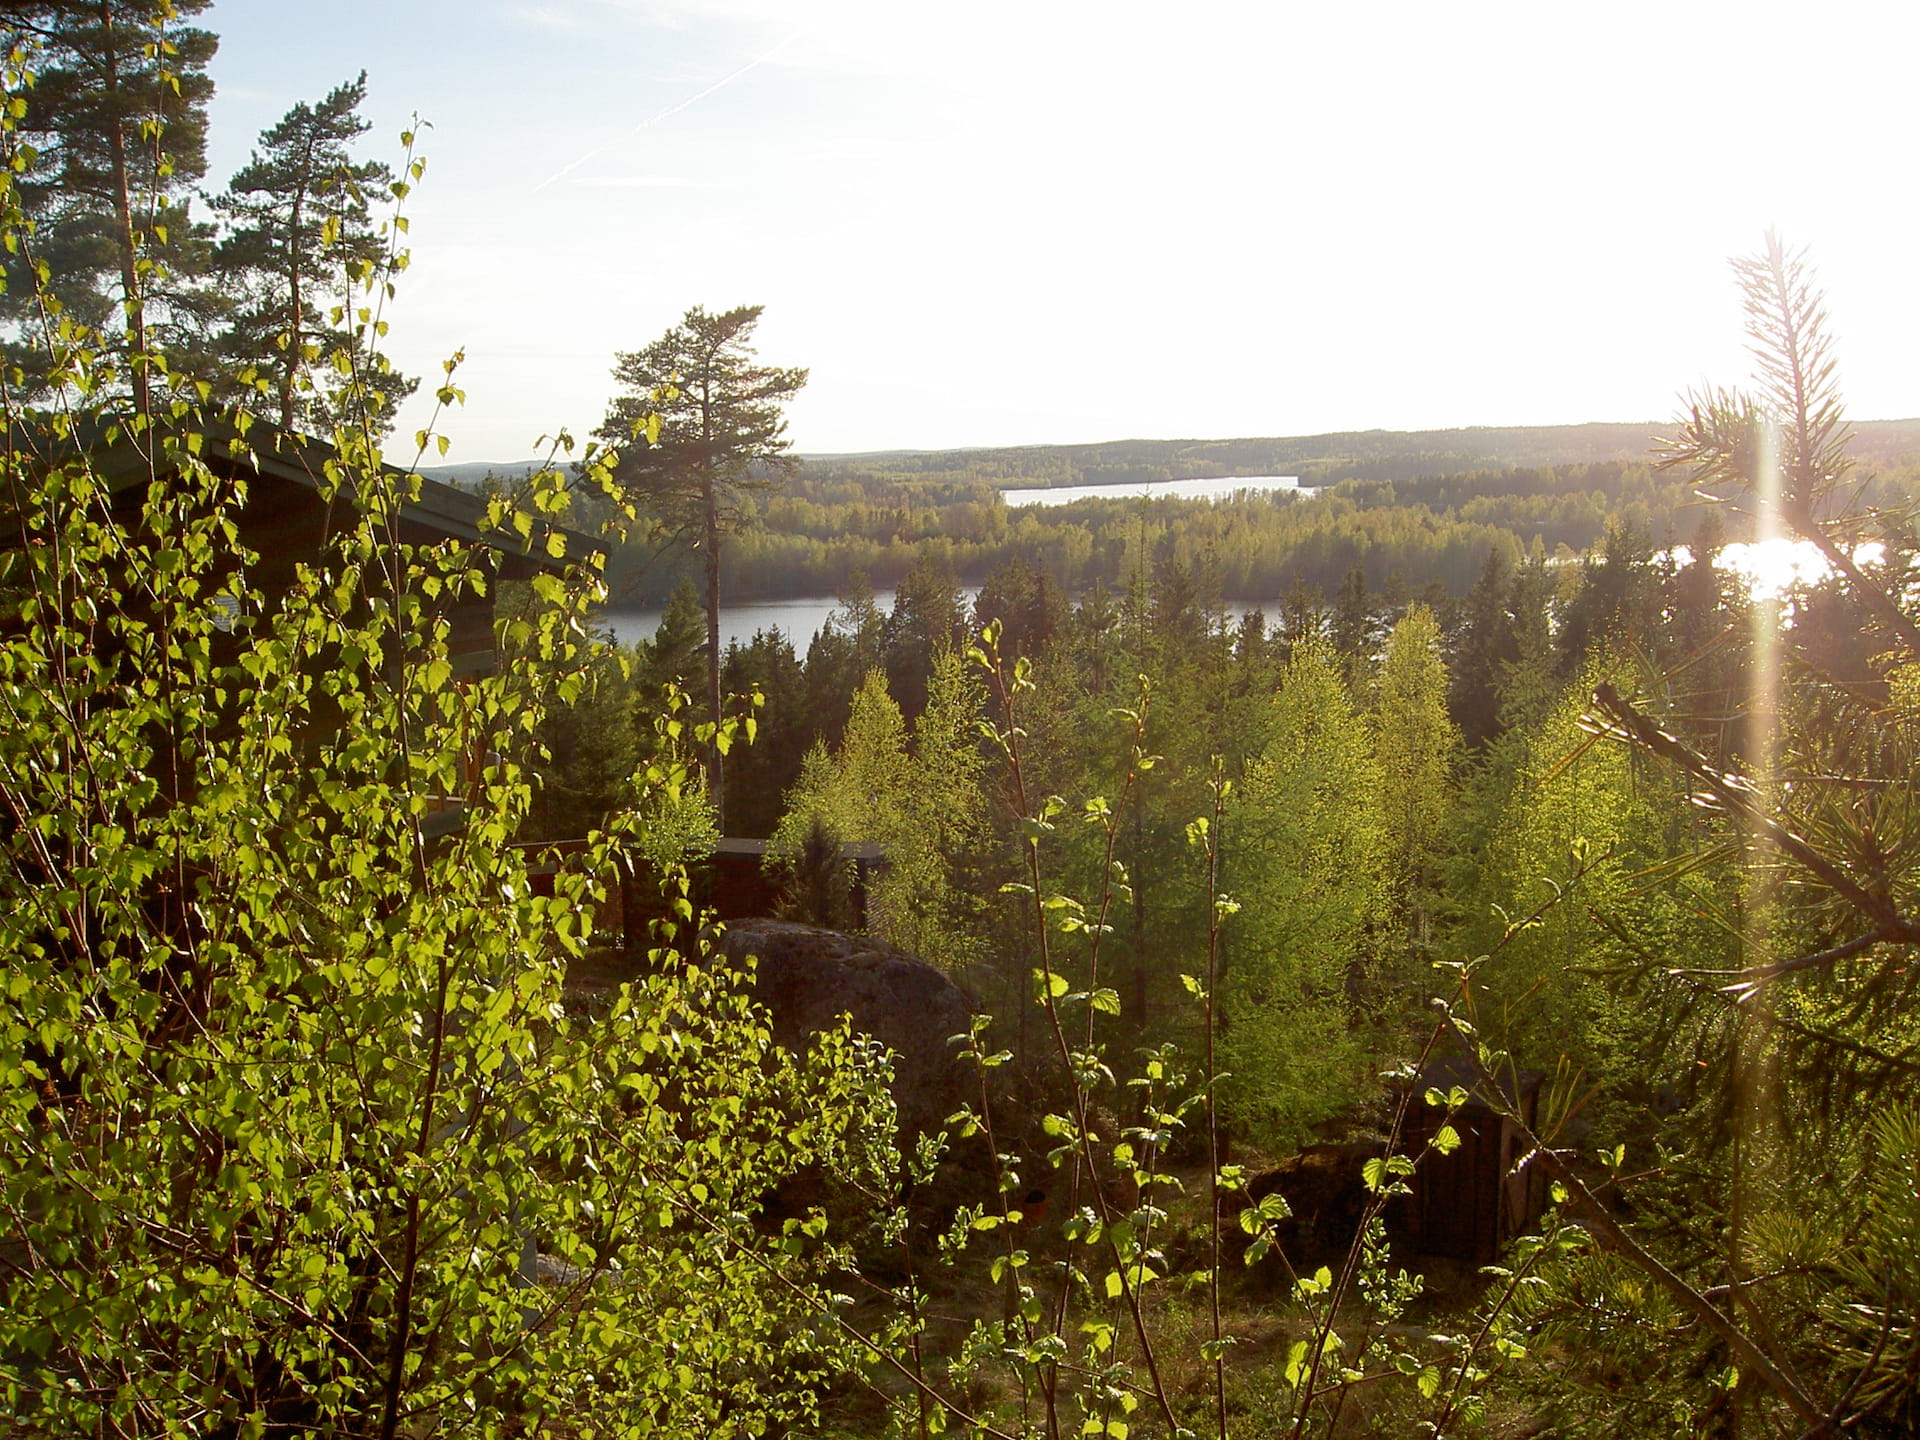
[595,305,806,816]
[3,0,220,404]
[212,72,416,434]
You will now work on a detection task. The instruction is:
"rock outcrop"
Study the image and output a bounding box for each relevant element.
[720,919,974,1142]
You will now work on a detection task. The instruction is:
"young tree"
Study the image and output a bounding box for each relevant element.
[1466,657,1687,1073]
[0,424,888,1439]
[594,304,807,816]
[769,660,988,967]
[0,70,894,1434]
[3,0,220,403]
[1222,638,1387,1148]
[1371,603,1459,959]
[212,72,417,434]
[771,669,913,931]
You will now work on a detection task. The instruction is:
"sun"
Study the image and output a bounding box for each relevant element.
[1713,537,1887,602]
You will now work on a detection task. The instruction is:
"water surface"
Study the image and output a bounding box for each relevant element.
[1003,474,1307,507]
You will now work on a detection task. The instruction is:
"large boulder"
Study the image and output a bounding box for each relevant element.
[720,919,975,1142]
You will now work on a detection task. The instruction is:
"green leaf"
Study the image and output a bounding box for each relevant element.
[1283,1340,1309,1387]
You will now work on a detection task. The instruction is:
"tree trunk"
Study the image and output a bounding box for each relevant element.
[98,1,149,413]
[280,170,306,430]
[704,465,724,825]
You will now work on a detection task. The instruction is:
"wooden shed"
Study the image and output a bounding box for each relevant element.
[69,418,588,649]
[1399,1056,1549,1265]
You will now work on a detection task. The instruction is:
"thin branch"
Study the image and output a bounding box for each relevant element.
[1443,1017,1835,1436]
[641,1156,1023,1440]
[1588,682,1920,945]
[1720,929,1892,997]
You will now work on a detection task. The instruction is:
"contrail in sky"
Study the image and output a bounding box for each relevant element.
[532,31,806,194]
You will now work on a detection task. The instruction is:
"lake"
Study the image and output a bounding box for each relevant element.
[600,589,966,653]
[598,587,1283,654]
[1003,474,1308,507]
[597,536,1874,654]
[1672,537,1883,601]
[600,473,1313,649]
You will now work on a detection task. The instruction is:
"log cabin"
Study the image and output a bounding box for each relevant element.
[4,414,595,837]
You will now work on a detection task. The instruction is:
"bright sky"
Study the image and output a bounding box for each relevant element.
[200,0,1920,465]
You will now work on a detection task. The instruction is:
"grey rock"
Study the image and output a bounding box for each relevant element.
[720,919,974,1141]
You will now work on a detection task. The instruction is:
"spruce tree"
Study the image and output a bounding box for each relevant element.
[1450,544,1521,749]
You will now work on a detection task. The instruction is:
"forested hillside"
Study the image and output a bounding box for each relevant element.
[803,421,1680,488]
[3,6,1915,1439]
[599,421,1920,604]
[549,253,1920,1436]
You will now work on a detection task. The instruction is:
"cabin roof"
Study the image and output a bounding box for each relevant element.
[6,412,598,572]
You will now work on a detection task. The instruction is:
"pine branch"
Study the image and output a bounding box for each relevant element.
[1587,682,1920,946]
[1441,1017,1836,1436]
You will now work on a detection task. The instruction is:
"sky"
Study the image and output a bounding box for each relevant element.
[198,0,1920,465]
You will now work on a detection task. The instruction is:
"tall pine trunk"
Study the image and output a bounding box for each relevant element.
[279,168,306,429]
[98,2,150,412]
[704,464,724,824]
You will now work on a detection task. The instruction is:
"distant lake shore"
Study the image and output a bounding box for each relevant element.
[599,473,1316,650]
[595,529,1858,652]
[600,589,1280,654]
[1003,474,1308,506]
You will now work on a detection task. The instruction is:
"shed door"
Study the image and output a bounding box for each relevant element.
[1418,1111,1501,1263]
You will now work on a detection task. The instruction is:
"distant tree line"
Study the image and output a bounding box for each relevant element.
[797,418,1920,492]
[608,456,1853,607]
